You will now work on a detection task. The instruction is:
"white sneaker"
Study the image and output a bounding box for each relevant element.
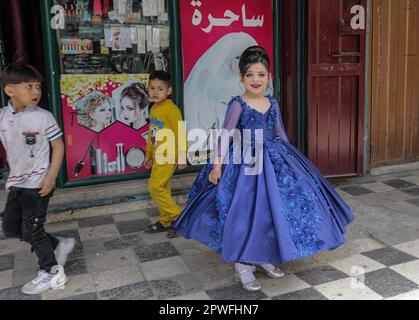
[54,237,75,267]
[21,265,68,295]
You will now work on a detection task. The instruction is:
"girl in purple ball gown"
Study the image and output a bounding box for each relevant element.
[174,46,355,292]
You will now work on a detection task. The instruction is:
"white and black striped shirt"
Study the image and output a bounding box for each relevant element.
[0,102,63,190]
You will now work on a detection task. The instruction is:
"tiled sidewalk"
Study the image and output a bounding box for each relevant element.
[1,170,419,300]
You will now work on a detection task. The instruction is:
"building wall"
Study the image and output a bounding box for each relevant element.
[370,0,419,167]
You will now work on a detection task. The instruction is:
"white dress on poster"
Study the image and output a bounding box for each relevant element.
[184,32,272,148]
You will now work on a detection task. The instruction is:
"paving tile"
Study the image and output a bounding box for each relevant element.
[85,248,139,274]
[121,234,146,247]
[362,247,418,267]
[112,211,149,222]
[182,252,235,290]
[400,176,419,185]
[361,182,397,193]
[61,292,98,300]
[272,287,327,300]
[98,281,155,300]
[294,266,348,286]
[259,273,310,298]
[45,221,79,234]
[400,187,419,197]
[356,190,416,206]
[167,291,211,300]
[139,231,173,245]
[390,260,419,285]
[103,238,131,251]
[0,254,14,272]
[92,265,145,292]
[329,254,386,276]
[340,186,373,196]
[393,239,419,258]
[387,289,419,300]
[343,238,386,254]
[12,252,38,287]
[115,218,151,235]
[382,179,416,189]
[79,224,120,242]
[78,215,115,228]
[0,286,41,300]
[81,237,119,256]
[314,278,383,300]
[0,270,13,290]
[406,198,419,208]
[383,201,419,214]
[150,274,204,300]
[50,229,81,242]
[171,238,213,256]
[365,268,419,298]
[64,258,88,277]
[146,207,160,218]
[206,283,268,301]
[139,256,191,281]
[134,242,180,263]
[67,240,84,261]
[42,274,96,300]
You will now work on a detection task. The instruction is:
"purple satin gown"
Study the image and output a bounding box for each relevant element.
[174,96,355,265]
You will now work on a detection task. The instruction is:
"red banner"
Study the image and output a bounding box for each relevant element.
[179,0,274,136]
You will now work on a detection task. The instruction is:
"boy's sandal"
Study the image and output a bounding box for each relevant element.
[145,222,171,234]
[167,230,178,238]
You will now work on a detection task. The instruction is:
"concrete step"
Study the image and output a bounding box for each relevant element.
[0,173,198,224]
[46,188,191,224]
[49,173,197,205]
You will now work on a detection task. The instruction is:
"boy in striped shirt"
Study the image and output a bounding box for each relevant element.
[0,65,74,295]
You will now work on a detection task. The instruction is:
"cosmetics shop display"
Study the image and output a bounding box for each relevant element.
[57,0,164,181]
[56,0,171,75]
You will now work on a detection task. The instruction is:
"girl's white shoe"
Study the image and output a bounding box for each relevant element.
[234,263,262,292]
[256,264,285,279]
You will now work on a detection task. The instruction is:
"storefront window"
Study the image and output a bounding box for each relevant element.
[54,0,170,181]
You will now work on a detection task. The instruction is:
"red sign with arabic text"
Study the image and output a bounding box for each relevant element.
[180,0,274,81]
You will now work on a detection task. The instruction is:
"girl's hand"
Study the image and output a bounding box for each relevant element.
[209,166,222,185]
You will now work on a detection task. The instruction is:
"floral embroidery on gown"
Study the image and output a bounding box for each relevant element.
[174,96,355,264]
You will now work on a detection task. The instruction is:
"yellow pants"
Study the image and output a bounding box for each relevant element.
[149,163,181,226]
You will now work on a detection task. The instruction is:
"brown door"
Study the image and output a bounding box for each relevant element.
[307,0,366,177]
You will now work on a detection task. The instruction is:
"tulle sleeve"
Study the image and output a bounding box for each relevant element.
[274,99,290,143]
[216,99,243,160]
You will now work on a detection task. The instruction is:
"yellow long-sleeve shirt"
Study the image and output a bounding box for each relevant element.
[146,99,188,164]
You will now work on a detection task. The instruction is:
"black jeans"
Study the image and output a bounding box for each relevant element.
[1,187,59,272]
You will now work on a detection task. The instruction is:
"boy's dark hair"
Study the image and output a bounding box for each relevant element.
[0,64,45,86]
[149,70,171,87]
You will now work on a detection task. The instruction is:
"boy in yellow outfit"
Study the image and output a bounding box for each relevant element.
[144,71,188,238]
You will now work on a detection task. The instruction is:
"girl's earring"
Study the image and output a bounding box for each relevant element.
[239,82,245,93]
